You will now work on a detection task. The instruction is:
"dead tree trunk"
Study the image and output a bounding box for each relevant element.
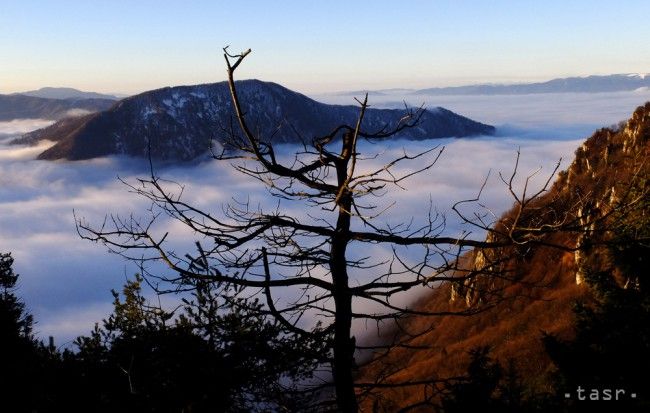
[76,47,598,411]
[331,131,358,412]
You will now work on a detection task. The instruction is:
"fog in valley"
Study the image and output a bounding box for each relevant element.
[2,89,650,347]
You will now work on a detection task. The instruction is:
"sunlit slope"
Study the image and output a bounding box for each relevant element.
[359,102,650,410]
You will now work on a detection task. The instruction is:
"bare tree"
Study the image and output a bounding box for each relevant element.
[76,48,602,411]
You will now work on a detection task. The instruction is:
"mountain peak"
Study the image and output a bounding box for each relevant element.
[14,80,495,161]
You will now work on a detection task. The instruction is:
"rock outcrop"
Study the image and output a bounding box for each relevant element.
[360,102,649,410]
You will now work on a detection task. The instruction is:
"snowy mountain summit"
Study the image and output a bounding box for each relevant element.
[16,80,495,161]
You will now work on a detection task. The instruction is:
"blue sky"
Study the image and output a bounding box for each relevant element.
[2,0,650,94]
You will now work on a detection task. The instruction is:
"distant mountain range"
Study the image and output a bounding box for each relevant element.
[0,94,116,121]
[334,74,650,96]
[13,80,495,161]
[15,87,119,101]
[415,73,650,95]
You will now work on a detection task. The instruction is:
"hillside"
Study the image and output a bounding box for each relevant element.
[0,94,116,121]
[358,102,650,410]
[15,87,119,100]
[12,80,495,161]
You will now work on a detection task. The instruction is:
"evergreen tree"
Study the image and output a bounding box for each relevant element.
[441,347,502,413]
[0,252,45,411]
[71,275,325,412]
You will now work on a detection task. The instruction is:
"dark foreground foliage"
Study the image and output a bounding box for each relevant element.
[0,258,325,412]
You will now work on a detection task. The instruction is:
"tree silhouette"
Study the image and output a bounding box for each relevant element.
[441,346,503,413]
[77,48,593,411]
[72,274,323,412]
[0,252,40,410]
[0,252,33,340]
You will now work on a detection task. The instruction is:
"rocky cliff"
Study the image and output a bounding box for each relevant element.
[358,102,650,410]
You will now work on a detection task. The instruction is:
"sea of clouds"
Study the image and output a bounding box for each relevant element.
[1,89,650,347]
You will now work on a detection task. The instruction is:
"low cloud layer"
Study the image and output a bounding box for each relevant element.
[0,119,55,142]
[0,91,647,346]
[314,89,650,133]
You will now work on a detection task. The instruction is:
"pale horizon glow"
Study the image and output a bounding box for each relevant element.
[2,1,650,95]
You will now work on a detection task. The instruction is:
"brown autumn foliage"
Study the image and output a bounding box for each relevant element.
[358,102,650,411]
